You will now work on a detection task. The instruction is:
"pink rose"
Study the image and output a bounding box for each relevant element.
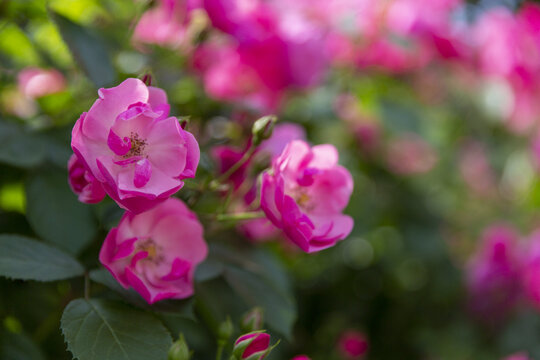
[99,198,207,304]
[67,154,106,204]
[261,140,354,253]
[71,78,199,214]
[17,67,66,99]
[291,356,311,360]
[338,330,368,359]
[466,224,522,324]
[233,331,272,360]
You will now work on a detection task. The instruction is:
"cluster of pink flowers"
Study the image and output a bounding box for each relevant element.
[69,78,206,303]
[68,78,354,303]
[466,224,540,325]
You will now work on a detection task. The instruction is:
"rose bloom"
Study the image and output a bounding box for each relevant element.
[466,224,522,325]
[71,78,199,214]
[261,140,353,253]
[99,198,207,304]
[338,330,368,359]
[17,67,66,99]
[67,154,106,204]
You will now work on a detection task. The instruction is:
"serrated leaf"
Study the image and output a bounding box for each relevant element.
[25,167,97,255]
[0,234,84,281]
[50,11,116,88]
[61,298,172,360]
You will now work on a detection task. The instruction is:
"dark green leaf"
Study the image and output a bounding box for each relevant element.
[61,298,172,360]
[25,167,97,255]
[0,330,46,360]
[0,121,44,168]
[0,234,84,281]
[50,11,116,88]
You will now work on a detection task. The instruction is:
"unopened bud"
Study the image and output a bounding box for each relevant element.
[241,307,264,333]
[168,334,192,360]
[218,317,234,343]
[252,115,277,146]
[232,331,279,360]
[141,74,152,86]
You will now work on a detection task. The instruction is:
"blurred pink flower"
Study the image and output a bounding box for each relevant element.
[258,122,306,158]
[466,224,523,324]
[386,134,438,175]
[133,0,192,48]
[99,198,207,304]
[71,78,199,214]
[459,141,496,196]
[67,154,106,204]
[211,144,251,191]
[233,331,271,360]
[338,330,368,359]
[291,356,311,360]
[17,67,66,99]
[503,352,531,360]
[261,140,354,253]
[521,229,540,310]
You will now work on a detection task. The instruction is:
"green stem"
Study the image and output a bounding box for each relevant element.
[214,146,255,186]
[216,342,225,360]
[215,211,265,222]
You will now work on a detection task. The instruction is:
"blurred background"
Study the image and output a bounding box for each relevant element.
[3,0,540,359]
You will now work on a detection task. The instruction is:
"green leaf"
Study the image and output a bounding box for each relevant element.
[61,298,172,360]
[224,266,296,340]
[0,121,45,168]
[0,330,46,360]
[0,235,84,281]
[25,167,97,255]
[50,11,116,88]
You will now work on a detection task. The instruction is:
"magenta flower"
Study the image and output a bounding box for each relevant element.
[17,67,66,99]
[291,356,311,360]
[71,78,199,214]
[521,230,540,310]
[261,140,353,253]
[466,224,523,325]
[233,331,271,360]
[99,198,207,304]
[337,330,368,359]
[67,154,106,204]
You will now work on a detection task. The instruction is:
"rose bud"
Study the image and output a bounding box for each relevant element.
[261,140,354,253]
[99,198,207,303]
[232,331,276,360]
[67,153,106,204]
[71,78,199,214]
[241,307,264,333]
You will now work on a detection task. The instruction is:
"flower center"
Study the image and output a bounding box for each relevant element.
[124,132,147,158]
[136,238,164,263]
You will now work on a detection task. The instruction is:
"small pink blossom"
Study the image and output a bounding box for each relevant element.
[99,198,207,304]
[67,154,106,204]
[386,134,438,175]
[261,140,354,253]
[338,330,368,359]
[71,78,199,214]
[466,224,522,324]
[17,67,66,99]
[233,331,271,360]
